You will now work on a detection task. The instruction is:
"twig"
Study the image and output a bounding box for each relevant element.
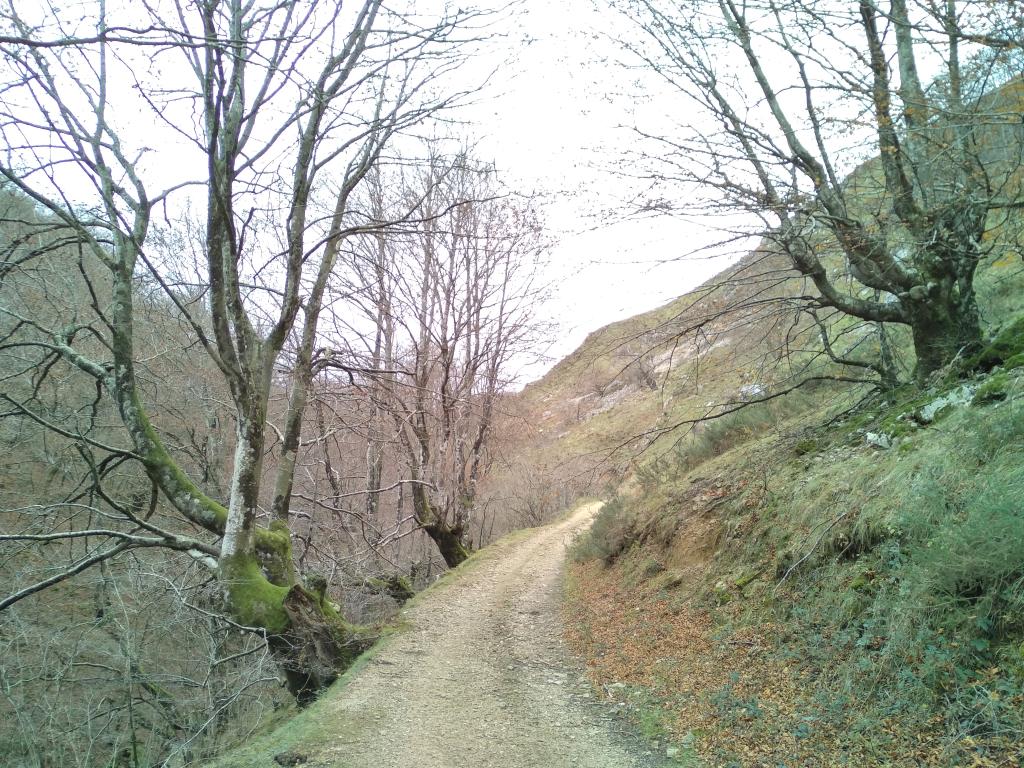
[773,511,849,593]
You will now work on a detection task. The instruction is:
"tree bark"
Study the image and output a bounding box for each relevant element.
[420,521,471,568]
[907,290,982,381]
[274,586,371,704]
[410,484,470,568]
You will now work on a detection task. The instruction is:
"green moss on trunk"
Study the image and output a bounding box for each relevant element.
[366,574,416,605]
[961,316,1024,374]
[125,389,229,533]
[220,552,376,703]
[220,554,291,633]
[422,522,472,568]
[273,584,374,704]
[909,299,982,383]
[411,486,472,568]
[259,519,297,586]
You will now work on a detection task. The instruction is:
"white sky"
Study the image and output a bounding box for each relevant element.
[2,0,747,384]
[464,0,982,383]
[5,0,992,386]
[465,0,741,380]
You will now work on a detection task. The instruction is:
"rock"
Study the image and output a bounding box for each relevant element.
[604,682,627,697]
[666,745,680,758]
[273,751,308,766]
[864,432,891,449]
[972,373,1010,406]
[738,383,765,399]
[916,384,973,423]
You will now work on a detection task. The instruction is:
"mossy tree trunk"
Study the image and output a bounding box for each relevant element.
[115,375,363,701]
[422,520,472,568]
[0,0,410,704]
[410,483,471,568]
[906,287,982,382]
[220,535,370,704]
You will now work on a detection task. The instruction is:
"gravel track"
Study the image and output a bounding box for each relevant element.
[267,503,669,768]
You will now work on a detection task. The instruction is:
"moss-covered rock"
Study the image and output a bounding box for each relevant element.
[713,581,733,605]
[793,438,821,456]
[972,372,1011,406]
[912,385,973,424]
[366,574,416,605]
[961,316,1024,373]
[849,569,877,593]
[651,569,686,591]
[734,570,762,590]
[638,555,666,579]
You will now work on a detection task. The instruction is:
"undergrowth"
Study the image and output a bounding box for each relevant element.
[783,396,1024,757]
[571,371,1024,765]
[639,388,822,482]
[570,495,635,565]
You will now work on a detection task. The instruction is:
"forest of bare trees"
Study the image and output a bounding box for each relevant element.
[3,0,1023,765]
[0,1,561,763]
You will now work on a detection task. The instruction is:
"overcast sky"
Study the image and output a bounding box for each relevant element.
[464,0,972,383]
[4,0,987,386]
[466,0,741,380]
[2,0,744,384]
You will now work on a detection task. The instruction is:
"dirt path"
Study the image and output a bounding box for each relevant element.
[215,503,669,768]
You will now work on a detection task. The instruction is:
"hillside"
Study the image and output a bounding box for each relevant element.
[4,4,1024,767]
[500,73,1024,758]
[519,220,1024,765]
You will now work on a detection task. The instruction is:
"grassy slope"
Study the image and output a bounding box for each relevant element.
[567,364,1024,767]
[527,98,1024,766]
[541,271,1024,765]
[515,243,813,479]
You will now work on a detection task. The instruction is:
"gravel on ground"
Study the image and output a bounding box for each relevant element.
[216,503,671,768]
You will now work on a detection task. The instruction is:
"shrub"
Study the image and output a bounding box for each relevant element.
[798,401,1024,748]
[571,495,636,565]
[962,315,1024,373]
[641,390,818,490]
[972,371,1011,405]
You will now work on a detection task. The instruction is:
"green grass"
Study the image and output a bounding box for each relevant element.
[526,101,1024,763]
[203,643,379,768]
[570,495,637,565]
[571,370,1024,763]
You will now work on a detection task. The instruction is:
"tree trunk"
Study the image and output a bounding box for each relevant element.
[410,484,471,568]
[421,520,471,568]
[220,528,371,704]
[273,585,370,704]
[221,421,263,559]
[907,286,982,382]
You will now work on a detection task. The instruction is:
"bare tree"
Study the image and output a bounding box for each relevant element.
[319,150,548,567]
[612,0,1024,383]
[0,0,486,702]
